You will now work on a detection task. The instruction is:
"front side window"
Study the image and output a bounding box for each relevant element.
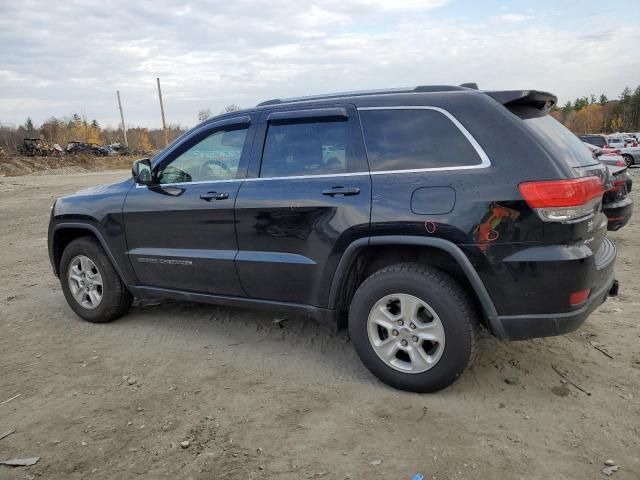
[157,127,248,184]
[260,119,353,178]
[359,109,483,171]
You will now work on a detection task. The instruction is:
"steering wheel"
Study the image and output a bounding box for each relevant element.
[199,159,232,180]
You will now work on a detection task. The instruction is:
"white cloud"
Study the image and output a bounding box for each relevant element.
[493,13,535,23]
[0,0,638,128]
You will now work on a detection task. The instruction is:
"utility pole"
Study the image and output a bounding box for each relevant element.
[116,90,128,148]
[157,77,169,146]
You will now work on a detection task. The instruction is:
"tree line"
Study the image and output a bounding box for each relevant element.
[0,113,187,154]
[550,85,640,136]
[0,104,244,155]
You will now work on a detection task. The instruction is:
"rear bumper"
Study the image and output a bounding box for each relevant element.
[494,271,617,340]
[491,237,617,341]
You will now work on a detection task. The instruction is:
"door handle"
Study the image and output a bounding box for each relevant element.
[200,192,229,201]
[322,186,360,197]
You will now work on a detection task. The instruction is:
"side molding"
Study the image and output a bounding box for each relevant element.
[328,235,504,338]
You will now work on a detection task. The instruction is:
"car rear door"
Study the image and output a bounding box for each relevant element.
[123,115,257,295]
[233,104,371,307]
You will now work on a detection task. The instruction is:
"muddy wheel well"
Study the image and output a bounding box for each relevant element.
[52,228,96,275]
[333,245,484,330]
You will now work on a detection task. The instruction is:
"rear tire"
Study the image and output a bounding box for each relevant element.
[348,263,478,392]
[60,237,132,323]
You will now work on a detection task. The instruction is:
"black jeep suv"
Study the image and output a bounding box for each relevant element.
[48,85,618,392]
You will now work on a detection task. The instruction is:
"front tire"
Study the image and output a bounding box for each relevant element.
[60,237,132,323]
[348,263,478,393]
[623,154,634,166]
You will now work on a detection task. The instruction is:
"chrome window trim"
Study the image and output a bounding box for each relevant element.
[357,106,491,171]
[134,106,490,188]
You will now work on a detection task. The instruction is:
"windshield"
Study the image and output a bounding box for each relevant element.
[511,107,598,167]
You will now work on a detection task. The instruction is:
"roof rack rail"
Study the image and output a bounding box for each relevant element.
[256,84,474,107]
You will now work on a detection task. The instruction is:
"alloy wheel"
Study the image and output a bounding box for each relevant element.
[367,293,445,373]
[68,255,103,309]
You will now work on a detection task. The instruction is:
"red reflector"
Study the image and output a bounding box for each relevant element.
[569,289,591,306]
[518,177,604,208]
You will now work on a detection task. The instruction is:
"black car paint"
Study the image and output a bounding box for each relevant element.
[603,165,634,231]
[49,88,618,341]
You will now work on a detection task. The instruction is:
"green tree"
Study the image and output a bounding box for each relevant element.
[599,94,608,106]
[24,117,35,132]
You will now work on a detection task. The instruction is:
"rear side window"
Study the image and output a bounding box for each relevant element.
[359,109,483,171]
[260,119,356,178]
[512,107,597,167]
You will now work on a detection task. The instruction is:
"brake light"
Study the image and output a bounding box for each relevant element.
[569,288,591,306]
[519,177,604,222]
[615,160,625,167]
[607,179,626,193]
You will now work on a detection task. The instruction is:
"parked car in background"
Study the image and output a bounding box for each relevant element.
[582,136,639,165]
[603,164,633,231]
[580,134,607,148]
[607,137,633,149]
[583,142,626,167]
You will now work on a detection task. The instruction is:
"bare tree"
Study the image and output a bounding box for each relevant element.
[198,108,212,122]
[221,104,241,114]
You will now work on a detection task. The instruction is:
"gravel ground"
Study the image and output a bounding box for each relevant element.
[0,169,639,479]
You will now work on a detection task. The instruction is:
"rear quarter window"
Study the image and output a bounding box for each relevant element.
[358,108,484,171]
[511,107,597,168]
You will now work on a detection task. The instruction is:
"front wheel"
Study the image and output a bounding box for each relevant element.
[60,237,133,323]
[348,263,478,392]
[623,154,634,166]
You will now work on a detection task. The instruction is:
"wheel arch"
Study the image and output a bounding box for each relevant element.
[328,236,503,337]
[51,223,128,283]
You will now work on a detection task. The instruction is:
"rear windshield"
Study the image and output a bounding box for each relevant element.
[512,107,597,167]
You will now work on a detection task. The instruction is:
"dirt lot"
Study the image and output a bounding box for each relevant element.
[1,169,639,480]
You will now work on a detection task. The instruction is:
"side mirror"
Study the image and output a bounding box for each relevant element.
[132,158,153,185]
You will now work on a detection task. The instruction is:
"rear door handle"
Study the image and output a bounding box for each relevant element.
[322,186,361,197]
[200,192,229,201]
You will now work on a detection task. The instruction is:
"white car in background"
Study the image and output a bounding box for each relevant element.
[606,137,640,166]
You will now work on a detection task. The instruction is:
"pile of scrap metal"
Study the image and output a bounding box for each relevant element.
[65,141,115,156]
[17,138,63,156]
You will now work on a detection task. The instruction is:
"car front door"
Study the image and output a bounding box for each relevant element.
[123,115,256,295]
[234,105,371,307]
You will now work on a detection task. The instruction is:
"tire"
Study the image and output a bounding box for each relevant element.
[348,263,479,393]
[60,236,133,323]
[623,154,634,166]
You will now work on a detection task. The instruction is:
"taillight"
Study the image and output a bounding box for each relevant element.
[615,160,625,167]
[569,288,591,306]
[607,178,626,193]
[518,177,604,223]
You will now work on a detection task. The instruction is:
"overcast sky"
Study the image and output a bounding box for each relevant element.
[1,0,638,129]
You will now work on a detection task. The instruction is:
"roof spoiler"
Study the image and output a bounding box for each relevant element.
[485,90,557,110]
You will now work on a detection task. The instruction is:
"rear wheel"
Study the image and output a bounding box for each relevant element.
[349,263,478,392]
[60,237,132,323]
[623,154,634,166]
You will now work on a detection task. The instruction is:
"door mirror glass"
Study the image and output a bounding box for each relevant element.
[132,158,152,185]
